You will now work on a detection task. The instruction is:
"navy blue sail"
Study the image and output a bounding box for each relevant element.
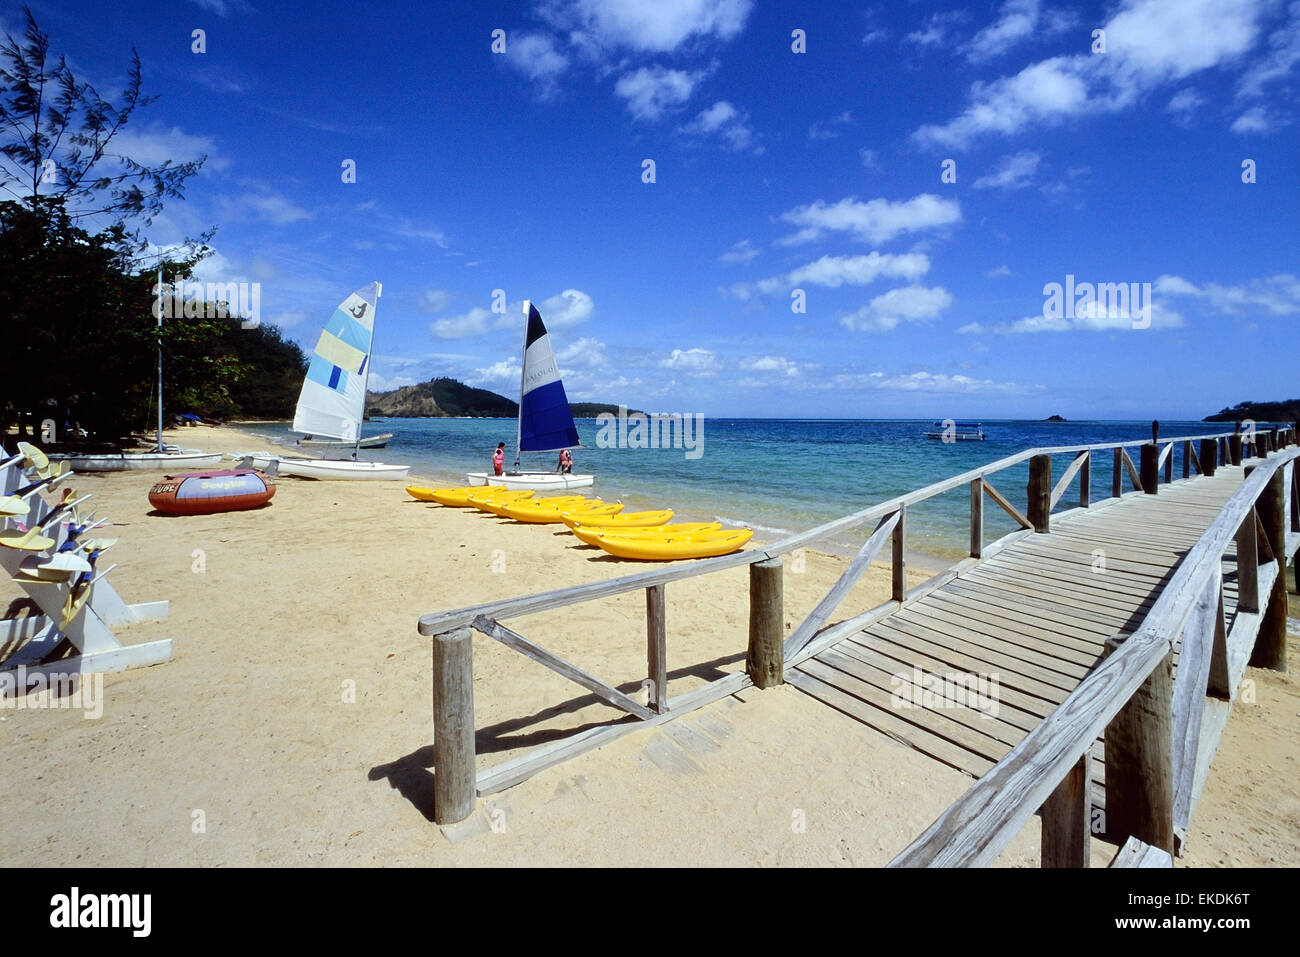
[517,301,581,454]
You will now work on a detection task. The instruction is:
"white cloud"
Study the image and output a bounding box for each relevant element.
[914,0,1271,147]
[739,355,801,377]
[1230,105,1279,133]
[538,288,595,326]
[419,289,455,313]
[957,322,986,334]
[832,370,1042,395]
[1155,273,1300,315]
[973,150,1041,189]
[614,65,708,120]
[1167,88,1205,117]
[467,359,521,386]
[858,148,880,169]
[840,285,953,333]
[680,100,755,149]
[659,347,719,374]
[1237,2,1300,99]
[809,110,853,140]
[719,239,760,264]
[973,300,1186,333]
[106,125,225,171]
[985,265,1013,278]
[905,11,968,49]
[785,252,930,288]
[778,193,961,245]
[555,336,608,368]
[504,32,569,98]
[965,0,1043,62]
[227,192,312,225]
[541,0,753,53]
[431,307,498,340]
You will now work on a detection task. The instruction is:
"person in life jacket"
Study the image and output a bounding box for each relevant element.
[557,448,573,473]
[493,443,505,476]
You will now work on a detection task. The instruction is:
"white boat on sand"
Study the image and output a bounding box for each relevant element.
[466,300,593,491]
[56,448,223,472]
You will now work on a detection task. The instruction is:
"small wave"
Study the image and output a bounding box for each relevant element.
[716,516,793,536]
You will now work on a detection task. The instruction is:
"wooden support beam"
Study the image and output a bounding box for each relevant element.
[1207,578,1230,700]
[970,478,983,559]
[1120,448,1142,491]
[892,504,907,601]
[784,512,899,659]
[1199,438,1218,477]
[1236,510,1259,614]
[1140,443,1159,495]
[1184,440,1199,477]
[476,617,655,721]
[1041,751,1091,868]
[1113,448,1123,498]
[1111,836,1173,868]
[1050,450,1089,510]
[1250,467,1287,671]
[983,477,1033,530]
[1028,453,1052,532]
[1229,433,1243,466]
[646,584,668,713]
[1163,443,1173,485]
[747,557,783,689]
[1080,451,1091,507]
[432,627,477,826]
[1104,636,1175,855]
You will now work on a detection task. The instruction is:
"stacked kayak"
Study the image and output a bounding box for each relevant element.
[580,527,754,560]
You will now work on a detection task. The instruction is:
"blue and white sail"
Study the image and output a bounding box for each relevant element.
[517,300,580,454]
[293,282,381,442]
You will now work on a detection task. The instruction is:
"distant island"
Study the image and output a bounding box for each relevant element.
[1044,414,1068,422]
[366,377,634,418]
[1203,399,1300,424]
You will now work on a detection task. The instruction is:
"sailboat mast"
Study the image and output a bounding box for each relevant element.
[514,299,529,470]
[156,268,164,452]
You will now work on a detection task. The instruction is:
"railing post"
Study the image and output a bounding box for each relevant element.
[1029,453,1051,532]
[1249,465,1287,671]
[1236,509,1259,614]
[1103,635,1175,854]
[1080,451,1091,507]
[970,477,983,559]
[1255,433,1269,460]
[432,626,477,826]
[892,504,907,600]
[1112,448,1122,498]
[1163,443,1173,485]
[646,584,668,713]
[1182,439,1192,478]
[1140,444,1158,494]
[1229,433,1243,466]
[747,557,784,689]
[1199,438,1218,476]
[1041,751,1091,868]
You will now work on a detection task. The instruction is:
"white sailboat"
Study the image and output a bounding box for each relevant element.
[466,300,593,491]
[52,273,221,472]
[273,282,410,481]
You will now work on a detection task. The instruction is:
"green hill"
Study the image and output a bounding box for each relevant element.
[366,377,635,418]
[1203,399,1300,424]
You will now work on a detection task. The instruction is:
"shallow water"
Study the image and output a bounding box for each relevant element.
[235,417,1233,561]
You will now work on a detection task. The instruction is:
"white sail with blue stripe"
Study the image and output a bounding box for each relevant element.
[518,300,581,455]
[293,282,381,443]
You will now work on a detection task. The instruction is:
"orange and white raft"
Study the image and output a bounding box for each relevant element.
[148,469,276,515]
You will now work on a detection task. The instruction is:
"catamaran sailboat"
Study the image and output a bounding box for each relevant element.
[263,282,409,480]
[466,300,593,491]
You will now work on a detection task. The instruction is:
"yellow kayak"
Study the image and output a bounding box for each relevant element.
[592,528,754,560]
[408,486,533,507]
[569,522,722,547]
[479,494,590,517]
[499,499,623,524]
[561,508,674,528]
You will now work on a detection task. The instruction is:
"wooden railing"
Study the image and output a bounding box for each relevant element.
[416,423,1297,828]
[890,442,1298,867]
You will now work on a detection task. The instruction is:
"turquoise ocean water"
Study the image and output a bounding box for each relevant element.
[234,418,1231,561]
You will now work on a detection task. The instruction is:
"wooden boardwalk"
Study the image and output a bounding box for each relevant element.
[787,468,1244,809]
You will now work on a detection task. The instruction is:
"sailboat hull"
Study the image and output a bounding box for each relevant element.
[297,433,392,449]
[278,459,410,480]
[465,471,594,491]
[52,450,224,472]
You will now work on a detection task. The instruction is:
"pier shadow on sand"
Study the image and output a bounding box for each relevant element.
[369,651,744,821]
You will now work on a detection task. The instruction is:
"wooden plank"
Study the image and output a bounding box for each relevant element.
[971,478,983,558]
[475,670,752,795]
[646,584,668,713]
[1235,509,1258,614]
[475,616,655,721]
[1110,836,1173,868]
[895,606,1093,680]
[1170,575,1219,850]
[892,505,907,602]
[905,598,1101,668]
[983,478,1032,529]
[787,666,993,778]
[889,629,1173,867]
[784,511,899,658]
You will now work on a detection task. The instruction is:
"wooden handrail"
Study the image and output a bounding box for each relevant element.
[888,447,1300,867]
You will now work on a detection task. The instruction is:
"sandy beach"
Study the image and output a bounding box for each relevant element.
[1,423,1296,867]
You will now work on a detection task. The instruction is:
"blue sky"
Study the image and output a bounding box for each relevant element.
[11,0,1299,418]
